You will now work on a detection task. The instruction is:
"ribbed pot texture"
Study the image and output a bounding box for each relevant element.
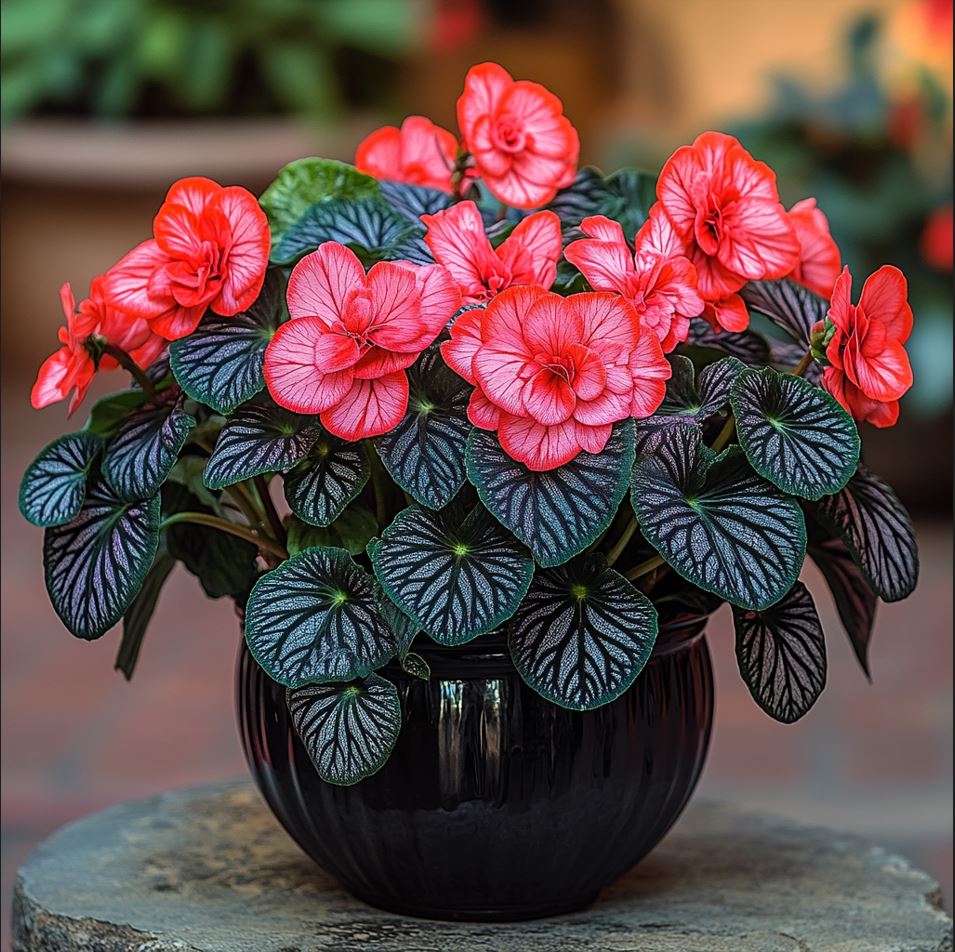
[236,616,714,922]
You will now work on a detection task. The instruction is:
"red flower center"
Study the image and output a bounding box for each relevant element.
[537,352,575,384]
[491,114,527,153]
[695,195,725,256]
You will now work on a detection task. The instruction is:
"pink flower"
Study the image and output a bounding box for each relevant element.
[786,198,842,298]
[821,266,914,428]
[264,242,461,440]
[656,132,800,331]
[421,200,562,303]
[457,62,579,209]
[441,286,670,470]
[564,205,704,352]
[104,177,270,341]
[355,116,460,193]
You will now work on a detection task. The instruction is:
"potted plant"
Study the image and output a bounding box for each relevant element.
[20,62,919,923]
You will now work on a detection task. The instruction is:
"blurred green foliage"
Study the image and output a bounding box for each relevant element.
[1,0,423,125]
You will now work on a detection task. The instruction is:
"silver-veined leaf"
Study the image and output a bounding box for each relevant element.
[740,279,828,347]
[686,318,771,367]
[283,435,369,527]
[658,355,745,421]
[19,431,103,527]
[508,554,658,710]
[379,179,451,221]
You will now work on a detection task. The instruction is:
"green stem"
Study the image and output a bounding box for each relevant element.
[625,554,665,582]
[790,349,814,378]
[100,343,156,399]
[160,512,288,561]
[710,413,737,453]
[605,517,639,567]
[254,475,287,545]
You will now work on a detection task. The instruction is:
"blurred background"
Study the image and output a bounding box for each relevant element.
[2,0,951,939]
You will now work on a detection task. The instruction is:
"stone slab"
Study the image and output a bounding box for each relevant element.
[12,779,953,952]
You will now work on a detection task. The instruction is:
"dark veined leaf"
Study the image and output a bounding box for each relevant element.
[770,337,822,385]
[379,179,452,221]
[204,401,322,490]
[732,581,827,723]
[102,389,196,501]
[685,318,771,367]
[19,431,104,527]
[545,167,614,227]
[400,652,430,679]
[508,554,658,711]
[115,548,176,680]
[43,475,161,640]
[375,348,471,509]
[169,271,284,414]
[602,167,659,239]
[259,157,379,249]
[370,567,421,659]
[811,464,918,602]
[740,279,828,347]
[808,533,878,680]
[245,547,397,687]
[658,355,745,421]
[285,507,378,557]
[630,424,806,610]
[730,367,859,501]
[283,435,369,526]
[370,504,533,646]
[467,419,636,568]
[273,196,419,266]
[84,388,152,438]
[286,674,401,785]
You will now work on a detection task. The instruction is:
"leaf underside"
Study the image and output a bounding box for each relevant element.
[685,318,771,367]
[19,431,103,527]
[116,548,177,680]
[740,279,828,348]
[283,435,369,527]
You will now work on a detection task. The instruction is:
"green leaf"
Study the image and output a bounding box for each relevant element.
[400,652,430,680]
[740,279,828,347]
[508,554,658,711]
[286,515,337,556]
[375,348,471,510]
[259,158,379,248]
[631,424,806,610]
[732,581,827,723]
[466,420,636,568]
[43,475,161,640]
[102,389,196,501]
[283,436,369,527]
[19,431,103,527]
[370,504,533,646]
[165,456,223,514]
[658,355,745,421]
[204,401,322,490]
[84,389,151,438]
[379,179,451,221]
[116,548,176,680]
[730,367,860,501]
[169,271,284,414]
[371,573,420,659]
[273,196,420,266]
[546,167,657,239]
[810,464,918,602]
[333,506,378,555]
[286,674,401,785]
[245,547,397,687]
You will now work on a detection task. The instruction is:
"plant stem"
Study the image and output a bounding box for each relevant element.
[625,554,665,582]
[160,512,289,561]
[100,344,157,399]
[254,475,287,545]
[605,516,639,567]
[710,413,737,453]
[790,350,814,378]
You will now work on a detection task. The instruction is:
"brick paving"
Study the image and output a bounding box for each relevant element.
[2,382,951,946]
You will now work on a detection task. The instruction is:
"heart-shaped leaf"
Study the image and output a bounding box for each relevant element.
[286,674,401,785]
[467,419,636,568]
[116,547,176,680]
[43,475,161,640]
[686,318,771,367]
[740,279,827,347]
[370,504,533,646]
[730,367,860,501]
[102,389,196,501]
[508,554,658,710]
[808,532,878,680]
[260,157,379,249]
[273,196,419,265]
[19,431,104,527]
[658,355,745,421]
[169,272,284,414]
[245,547,397,687]
[732,581,827,723]
[204,401,322,490]
[379,179,452,221]
[283,435,369,527]
[811,464,918,602]
[375,348,471,510]
[631,424,806,610]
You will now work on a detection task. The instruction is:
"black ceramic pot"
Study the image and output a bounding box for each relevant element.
[236,616,714,922]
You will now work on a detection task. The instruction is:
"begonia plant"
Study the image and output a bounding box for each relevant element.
[21,62,919,787]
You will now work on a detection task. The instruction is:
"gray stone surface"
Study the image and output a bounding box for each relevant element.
[12,779,952,952]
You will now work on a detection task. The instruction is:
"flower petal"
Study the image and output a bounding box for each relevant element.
[287,242,365,324]
[467,389,501,430]
[628,332,671,418]
[164,176,219,216]
[570,292,639,357]
[497,210,562,289]
[440,307,485,384]
[103,240,175,321]
[564,215,635,292]
[457,62,512,142]
[321,372,409,441]
[718,196,800,280]
[497,413,583,470]
[422,201,495,297]
[524,369,577,426]
[523,292,584,355]
[352,346,419,379]
[210,186,270,315]
[859,265,913,343]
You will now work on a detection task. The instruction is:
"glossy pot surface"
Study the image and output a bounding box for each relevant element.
[236,617,714,922]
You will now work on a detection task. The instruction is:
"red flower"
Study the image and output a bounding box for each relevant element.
[105,177,270,341]
[786,198,842,298]
[356,116,460,193]
[441,286,670,470]
[656,132,799,331]
[457,62,579,209]
[422,200,562,303]
[821,266,914,428]
[264,242,461,440]
[564,205,704,352]
[920,205,953,272]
